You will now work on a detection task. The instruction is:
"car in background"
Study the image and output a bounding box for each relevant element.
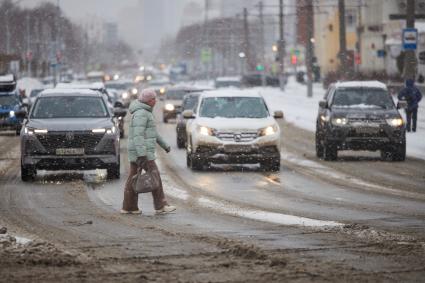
[215,76,242,88]
[162,86,205,123]
[176,92,201,148]
[0,74,26,135]
[241,74,280,87]
[87,71,106,83]
[20,89,126,181]
[105,79,135,107]
[28,88,45,108]
[184,90,283,171]
[315,81,406,161]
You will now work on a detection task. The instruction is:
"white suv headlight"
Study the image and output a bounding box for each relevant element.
[386,118,403,127]
[198,126,215,136]
[260,125,278,136]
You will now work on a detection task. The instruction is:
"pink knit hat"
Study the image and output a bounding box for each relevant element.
[138,88,157,103]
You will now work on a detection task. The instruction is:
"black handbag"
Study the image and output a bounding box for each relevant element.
[131,167,160,194]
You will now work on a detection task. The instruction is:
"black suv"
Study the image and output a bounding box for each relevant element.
[20,89,126,181]
[315,81,406,161]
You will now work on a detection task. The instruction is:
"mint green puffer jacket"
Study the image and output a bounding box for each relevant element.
[127,100,169,162]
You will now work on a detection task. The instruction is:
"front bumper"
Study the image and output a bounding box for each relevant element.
[324,124,405,150]
[22,154,119,170]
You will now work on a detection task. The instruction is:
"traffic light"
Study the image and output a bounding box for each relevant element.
[291,54,298,65]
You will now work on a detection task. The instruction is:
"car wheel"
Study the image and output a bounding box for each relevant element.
[16,127,21,136]
[21,164,36,182]
[323,142,337,161]
[261,158,280,172]
[315,130,324,158]
[107,163,120,179]
[177,137,185,149]
[188,153,204,171]
[186,152,191,167]
[120,129,124,139]
[391,141,406,162]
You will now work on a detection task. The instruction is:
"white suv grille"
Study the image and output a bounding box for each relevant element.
[216,132,258,142]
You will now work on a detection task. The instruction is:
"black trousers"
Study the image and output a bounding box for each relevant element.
[406,108,418,132]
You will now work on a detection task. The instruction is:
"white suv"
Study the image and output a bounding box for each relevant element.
[184,90,283,171]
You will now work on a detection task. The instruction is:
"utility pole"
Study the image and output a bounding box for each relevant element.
[338,0,349,78]
[5,10,10,55]
[26,12,31,77]
[259,1,266,86]
[278,0,285,89]
[404,0,417,80]
[306,0,314,97]
[204,0,210,80]
[243,7,253,73]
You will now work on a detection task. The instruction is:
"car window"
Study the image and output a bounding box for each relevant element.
[183,96,199,112]
[332,88,394,109]
[166,90,187,100]
[31,96,109,118]
[30,89,44,98]
[199,97,269,118]
[0,95,19,106]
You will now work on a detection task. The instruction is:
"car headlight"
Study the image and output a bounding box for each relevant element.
[331,117,347,125]
[386,118,403,127]
[92,127,116,134]
[160,87,166,94]
[320,115,330,122]
[260,125,278,136]
[131,88,138,95]
[24,127,48,135]
[198,126,215,136]
[165,104,175,111]
[122,92,129,99]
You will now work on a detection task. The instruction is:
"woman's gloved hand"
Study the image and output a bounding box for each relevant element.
[165,146,171,153]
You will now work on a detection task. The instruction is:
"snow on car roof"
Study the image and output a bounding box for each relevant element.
[334,81,387,89]
[0,74,15,83]
[201,89,262,98]
[215,76,241,82]
[40,88,101,96]
[56,82,105,90]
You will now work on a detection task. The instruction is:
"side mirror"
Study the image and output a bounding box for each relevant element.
[319,100,328,108]
[114,101,124,108]
[15,109,28,119]
[397,100,407,109]
[182,109,195,119]
[113,108,127,118]
[273,110,284,119]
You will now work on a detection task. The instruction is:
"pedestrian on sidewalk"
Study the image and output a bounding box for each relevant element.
[122,88,176,215]
[398,79,423,132]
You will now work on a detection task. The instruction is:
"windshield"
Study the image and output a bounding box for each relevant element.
[183,96,199,111]
[31,96,109,119]
[166,90,187,100]
[0,95,19,106]
[199,97,269,118]
[332,88,394,109]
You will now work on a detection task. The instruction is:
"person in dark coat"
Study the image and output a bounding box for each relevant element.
[398,79,423,132]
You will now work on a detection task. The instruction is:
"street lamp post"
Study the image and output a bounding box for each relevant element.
[239,52,246,76]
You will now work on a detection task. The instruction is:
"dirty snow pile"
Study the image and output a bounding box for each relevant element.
[0,226,78,266]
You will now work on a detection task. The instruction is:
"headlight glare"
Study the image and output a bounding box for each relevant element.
[260,125,278,136]
[92,128,106,133]
[122,92,129,99]
[199,126,214,136]
[332,117,347,125]
[9,110,15,117]
[165,104,175,111]
[386,118,403,127]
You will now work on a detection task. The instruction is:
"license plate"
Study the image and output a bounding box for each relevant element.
[56,148,85,155]
[224,145,252,153]
[356,127,379,134]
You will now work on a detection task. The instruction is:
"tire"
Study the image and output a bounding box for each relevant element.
[120,129,124,139]
[188,153,204,171]
[177,137,185,149]
[21,164,36,182]
[323,142,337,161]
[107,163,120,179]
[391,141,406,162]
[315,131,324,158]
[261,158,281,172]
